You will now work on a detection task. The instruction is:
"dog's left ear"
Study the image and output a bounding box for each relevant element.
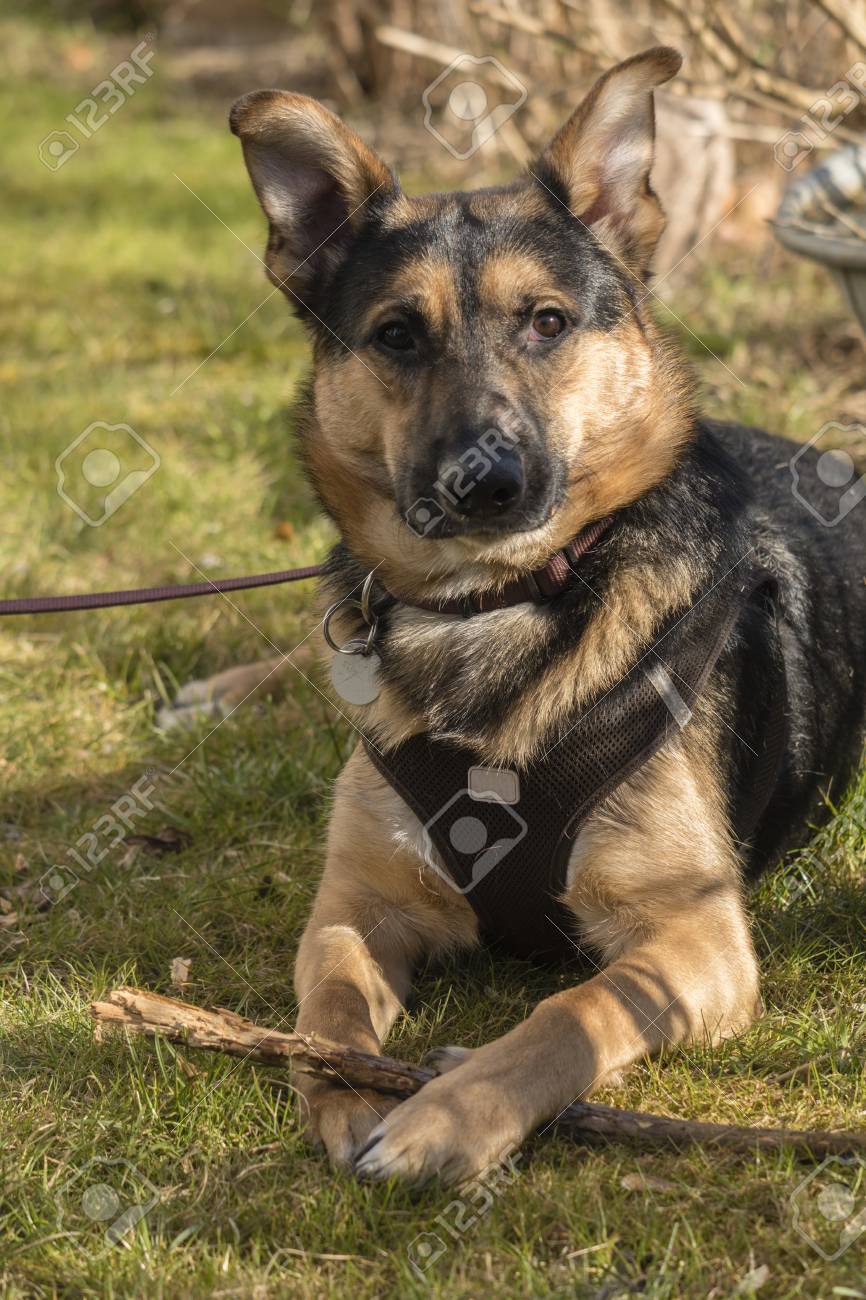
[230,90,397,305]
[532,46,682,275]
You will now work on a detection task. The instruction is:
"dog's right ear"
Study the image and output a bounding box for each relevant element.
[531,47,681,275]
[230,91,397,304]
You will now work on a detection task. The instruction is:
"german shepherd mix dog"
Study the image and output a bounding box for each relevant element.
[216,47,866,1185]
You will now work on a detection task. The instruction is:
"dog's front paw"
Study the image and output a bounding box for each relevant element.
[353,1069,524,1187]
[297,1078,400,1169]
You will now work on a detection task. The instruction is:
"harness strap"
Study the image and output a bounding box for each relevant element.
[366,566,788,962]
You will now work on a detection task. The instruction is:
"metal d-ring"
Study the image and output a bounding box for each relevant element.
[322,571,380,656]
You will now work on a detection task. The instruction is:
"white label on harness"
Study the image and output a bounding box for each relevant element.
[645,661,692,728]
[467,766,520,805]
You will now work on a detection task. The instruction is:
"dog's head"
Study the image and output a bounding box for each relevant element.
[231,47,694,592]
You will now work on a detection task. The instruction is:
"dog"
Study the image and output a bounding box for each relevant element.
[176,47,866,1186]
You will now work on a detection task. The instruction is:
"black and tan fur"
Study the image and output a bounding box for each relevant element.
[181,48,866,1185]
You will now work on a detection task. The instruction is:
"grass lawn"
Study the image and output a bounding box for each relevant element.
[1,16,864,1298]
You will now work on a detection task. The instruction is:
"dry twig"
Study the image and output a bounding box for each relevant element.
[814,0,866,53]
[92,987,866,1161]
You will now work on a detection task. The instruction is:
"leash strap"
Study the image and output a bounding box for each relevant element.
[1,516,615,620]
[0,565,324,617]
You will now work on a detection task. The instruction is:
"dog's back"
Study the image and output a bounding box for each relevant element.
[709,419,866,863]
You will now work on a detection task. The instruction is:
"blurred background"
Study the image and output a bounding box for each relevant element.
[13,0,866,267]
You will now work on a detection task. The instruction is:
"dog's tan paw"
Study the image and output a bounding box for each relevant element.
[353,1071,523,1186]
[156,656,296,731]
[299,1080,400,1170]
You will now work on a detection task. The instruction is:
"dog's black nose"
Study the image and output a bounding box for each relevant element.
[435,448,525,521]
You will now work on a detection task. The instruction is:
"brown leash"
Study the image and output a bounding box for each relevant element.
[0,517,614,619]
[0,565,324,617]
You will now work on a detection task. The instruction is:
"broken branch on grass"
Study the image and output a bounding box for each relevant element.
[91,986,866,1161]
[92,986,434,1096]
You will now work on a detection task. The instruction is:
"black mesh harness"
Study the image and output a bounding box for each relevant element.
[365,567,787,961]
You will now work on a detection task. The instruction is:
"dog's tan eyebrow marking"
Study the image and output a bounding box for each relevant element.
[373,253,460,335]
[478,251,566,314]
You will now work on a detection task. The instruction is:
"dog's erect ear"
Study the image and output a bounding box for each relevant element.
[230,91,396,303]
[532,46,681,275]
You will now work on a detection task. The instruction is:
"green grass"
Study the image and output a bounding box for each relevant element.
[1,16,865,1298]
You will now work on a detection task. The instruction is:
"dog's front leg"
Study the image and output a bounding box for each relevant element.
[355,742,762,1186]
[294,746,478,1167]
[293,903,412,1168]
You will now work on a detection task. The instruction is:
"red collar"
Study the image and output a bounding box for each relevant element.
[384,515,614,616]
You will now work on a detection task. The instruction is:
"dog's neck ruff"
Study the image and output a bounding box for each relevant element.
[383,515,614,616]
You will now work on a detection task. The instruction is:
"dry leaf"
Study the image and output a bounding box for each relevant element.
[274,521,295,541]
[126,826,191,856]
[170,957,192,988]
[620,1172,677,1193]
[174,1052,200,1080]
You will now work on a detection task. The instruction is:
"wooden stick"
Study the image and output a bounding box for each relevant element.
[814,0,866,54]
[91,987,866,1160]
[92,986,435,1097]
[657,0,837,112]
[374,27,501,84]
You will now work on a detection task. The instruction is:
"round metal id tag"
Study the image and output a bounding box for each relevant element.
[330,640,382,705]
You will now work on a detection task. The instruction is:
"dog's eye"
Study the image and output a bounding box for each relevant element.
[529,310,566,341]
[376,321,415,352]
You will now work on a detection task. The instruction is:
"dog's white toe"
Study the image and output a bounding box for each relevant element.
[172,678,214,707]
[155,698,226,731]
[422,1044,474,1075]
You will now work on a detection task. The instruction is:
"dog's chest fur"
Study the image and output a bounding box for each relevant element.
[323,420,866,886]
